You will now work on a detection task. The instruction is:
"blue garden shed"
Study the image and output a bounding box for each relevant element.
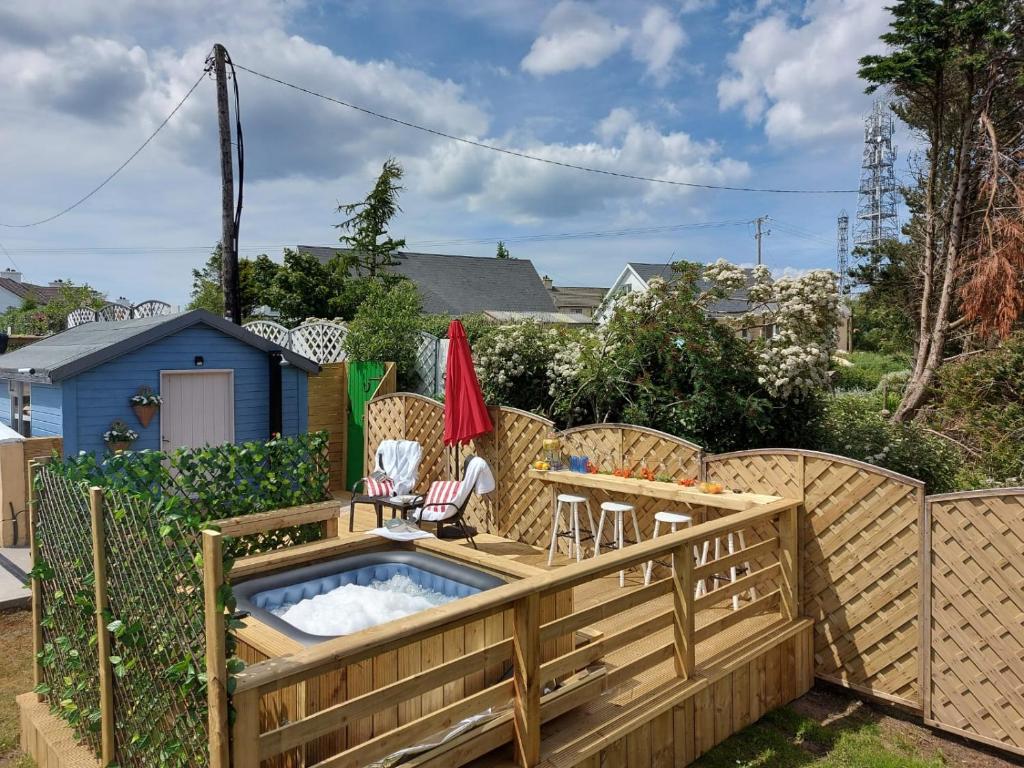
[0,309,319,456]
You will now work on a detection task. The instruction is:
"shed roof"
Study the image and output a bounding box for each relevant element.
[298,247,557,315]
[0,309,320,383]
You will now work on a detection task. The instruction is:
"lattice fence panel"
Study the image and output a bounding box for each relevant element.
[926,490,1024,755]
[491,408,551,545]
[365,396,407,480]
[559,427,622,471]
[98,302,132,321]
[289,320,348,364]
[66,307,98,327]
[131,300,172,319]
[410,332,447,397]
[620,427,701,478]
[803,456,922,708]
[244,319,290,346]
[102,489,211,767]
[33,468,102,753]
[704,451,803,497]
[405,396,445,494]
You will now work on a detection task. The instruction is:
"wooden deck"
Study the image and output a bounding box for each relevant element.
[341,505,813,768]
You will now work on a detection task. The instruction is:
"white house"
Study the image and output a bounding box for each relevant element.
[0,270,63,313]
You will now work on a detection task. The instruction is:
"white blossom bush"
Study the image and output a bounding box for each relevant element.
[746,268,839,400]
[473,321,564,411]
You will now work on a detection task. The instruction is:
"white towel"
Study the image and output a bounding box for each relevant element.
[376,440,422,495]
[463,456,495,496]
[366,527,435,541]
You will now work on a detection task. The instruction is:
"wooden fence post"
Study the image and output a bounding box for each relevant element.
[203,530,230,768]
[779,503,799,621]
[89,486,116,766]
[672,543,696,679]
[231,688,260,768]
[27,459,45,701]
[512,592,540,767]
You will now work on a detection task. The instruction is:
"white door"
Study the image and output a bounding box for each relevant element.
[160,371,235,450]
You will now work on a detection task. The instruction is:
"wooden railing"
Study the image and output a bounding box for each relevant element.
[227,497,800,768]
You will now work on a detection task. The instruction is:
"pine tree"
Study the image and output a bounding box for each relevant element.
[335,158,407,278]
[495,241,510,259]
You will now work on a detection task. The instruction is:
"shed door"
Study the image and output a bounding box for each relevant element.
[160,371,234,450]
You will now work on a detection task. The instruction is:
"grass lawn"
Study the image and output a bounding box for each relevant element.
[0,609,1014,768]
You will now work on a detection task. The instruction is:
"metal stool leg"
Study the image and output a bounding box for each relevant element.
[572,502,583,563]
[547,498,564,566]
[616,511,625,587]
[594,509,607,556]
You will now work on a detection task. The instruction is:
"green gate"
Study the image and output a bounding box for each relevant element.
[346,361,385,487]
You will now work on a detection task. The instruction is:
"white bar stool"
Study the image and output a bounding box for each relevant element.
[643,511,693,586]
[546,493,597,565]
[707,529,755,610]
[595,501,641,587]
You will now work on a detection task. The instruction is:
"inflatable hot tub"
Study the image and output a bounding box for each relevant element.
[234,550,506,646]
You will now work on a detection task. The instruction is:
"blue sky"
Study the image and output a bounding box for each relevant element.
[0,0,897,305]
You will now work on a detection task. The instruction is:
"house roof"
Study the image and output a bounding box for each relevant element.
[481,310,595,324]
[0,309,320,383]
[624,262,760,316]
[298,247,557,315]
[0,279,61,304]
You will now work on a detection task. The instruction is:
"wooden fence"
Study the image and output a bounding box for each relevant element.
[923,488,1024,757]
[1,436,62,546]
[307,362,347,493]
[704,449,925,710]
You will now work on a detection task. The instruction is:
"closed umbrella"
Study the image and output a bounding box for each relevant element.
[444,320,493,476]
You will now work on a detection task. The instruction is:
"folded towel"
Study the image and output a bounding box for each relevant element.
[376,440,422,495]
[366,527,435,541]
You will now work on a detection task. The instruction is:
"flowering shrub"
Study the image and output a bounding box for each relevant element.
[746,266,839,400]
[473,320,567,413]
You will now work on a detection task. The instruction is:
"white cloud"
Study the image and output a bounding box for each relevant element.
[417,108,750,221]
[521,1,629,76]
[678,0,716,12]
[718,0,891,144]
[632,6,687,85]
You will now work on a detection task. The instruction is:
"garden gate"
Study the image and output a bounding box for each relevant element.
[923,488,1024,757]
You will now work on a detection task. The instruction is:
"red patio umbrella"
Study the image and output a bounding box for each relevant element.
[444,320,493,462]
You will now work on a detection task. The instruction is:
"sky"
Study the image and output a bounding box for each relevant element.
[0,0,901,306]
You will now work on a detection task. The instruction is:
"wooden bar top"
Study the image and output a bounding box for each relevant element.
[527,468,781,511]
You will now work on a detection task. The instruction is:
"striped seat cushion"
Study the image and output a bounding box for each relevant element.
[363,477,396,497]
[417,480,464,521]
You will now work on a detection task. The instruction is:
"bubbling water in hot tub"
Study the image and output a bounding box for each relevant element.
[268,573,458,636]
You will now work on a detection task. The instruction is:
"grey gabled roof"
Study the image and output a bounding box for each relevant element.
[298,247,557,315]
[0,309,319,383]
[626,262,760,317]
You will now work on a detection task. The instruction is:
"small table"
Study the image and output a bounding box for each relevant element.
[350,494,421,531]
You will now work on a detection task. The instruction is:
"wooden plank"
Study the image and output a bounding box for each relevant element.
[513,593,540,767]
[528,469,781,511]
[694,590,780,644]
[89,487,115,766]
[202,531,230,768]
[258,639,514,758]
[673,543,695,679]
[211,500,341,537]
[231,688,260,768]
[779,504,798,620]
[693,563,780,613]
[693,538,778,581]
[539,578,671,642]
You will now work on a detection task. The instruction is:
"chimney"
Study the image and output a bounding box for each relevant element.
[49,279,65,287]
[542,275,553,290]
[0,268,21,283]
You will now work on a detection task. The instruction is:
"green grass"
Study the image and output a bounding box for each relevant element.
[693,703,947,768]
[833,351,910,392]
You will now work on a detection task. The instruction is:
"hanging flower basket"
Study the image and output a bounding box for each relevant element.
[130,385,162,428]
[104,420,138,453]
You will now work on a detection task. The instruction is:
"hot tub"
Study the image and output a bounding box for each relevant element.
[234,551,506,646]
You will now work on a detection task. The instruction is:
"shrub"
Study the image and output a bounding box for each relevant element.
[928,333,1024,486]
[474,321,566,415]
[812,393,962,492]
[832,351,911,391]
[343,280,422,385]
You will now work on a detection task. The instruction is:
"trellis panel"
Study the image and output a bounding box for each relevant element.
[405,396,445,494]
[489,408,551,544]
[802,454,923,709]
[703,451,803,498]
[364,396,407,480]
[925,489,1024,757]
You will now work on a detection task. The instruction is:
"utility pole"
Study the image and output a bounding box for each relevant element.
[213,44,241,324]
[753,215,770,265]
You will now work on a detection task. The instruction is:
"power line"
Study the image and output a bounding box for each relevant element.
[0,241,19,271]
[0,69,209,229]
[233,62,859,196]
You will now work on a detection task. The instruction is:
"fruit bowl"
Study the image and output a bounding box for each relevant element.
[698,481,724,494]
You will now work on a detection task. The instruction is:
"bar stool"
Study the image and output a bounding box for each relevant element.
[643,511,693,586]
[547,493,597,565]
[595,501,641,587]
[705,529,755,610]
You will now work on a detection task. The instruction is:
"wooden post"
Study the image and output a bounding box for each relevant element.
[213,43,240,325]
[672,543,695,679]
[203,530,230,768]
[512,592,540,767]
[779,503,799,621]
[27,460,44,701]
[231,688,260,768]
[90,487,116,765]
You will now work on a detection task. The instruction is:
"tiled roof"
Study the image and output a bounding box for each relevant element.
[298,247,557,315]
[0,279,61,304]
[626,262,760,316]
